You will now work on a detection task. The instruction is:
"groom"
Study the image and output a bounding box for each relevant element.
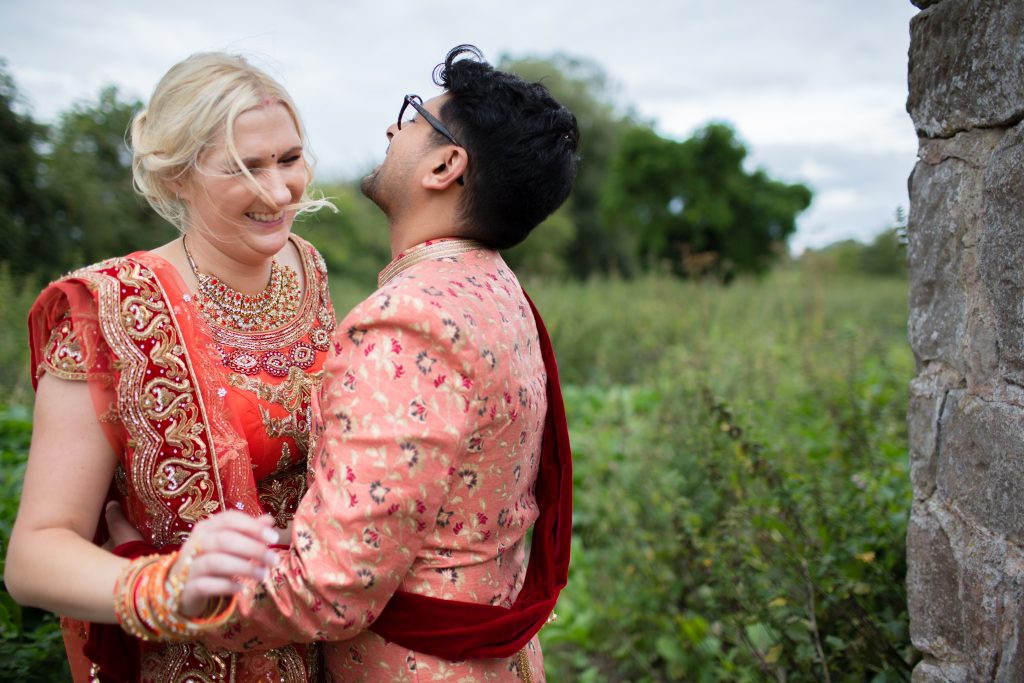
[172,44,578,680]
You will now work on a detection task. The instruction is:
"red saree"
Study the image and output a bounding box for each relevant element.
[27,238,334,682]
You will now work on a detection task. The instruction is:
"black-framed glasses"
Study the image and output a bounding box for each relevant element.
[398,94,461,147]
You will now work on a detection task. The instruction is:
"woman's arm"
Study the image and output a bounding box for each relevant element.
[5,374,279,623]
[4,373,125,622]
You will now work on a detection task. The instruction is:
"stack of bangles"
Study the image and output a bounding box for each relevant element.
[114,547,237,641]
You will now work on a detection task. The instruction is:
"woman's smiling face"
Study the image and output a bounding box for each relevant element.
[179,102,307,265]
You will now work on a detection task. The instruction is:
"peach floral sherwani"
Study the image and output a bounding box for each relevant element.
[202,241,550,681]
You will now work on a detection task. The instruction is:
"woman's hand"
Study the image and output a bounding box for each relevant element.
[172,511,280,617]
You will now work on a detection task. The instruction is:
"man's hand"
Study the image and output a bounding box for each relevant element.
[103,500,144,548]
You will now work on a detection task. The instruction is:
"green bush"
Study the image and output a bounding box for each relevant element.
[0,266,914,680]
[535,268,915,681]
[0,406,70,681]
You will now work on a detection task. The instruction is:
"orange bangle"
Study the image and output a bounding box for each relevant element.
[113,555,160,641]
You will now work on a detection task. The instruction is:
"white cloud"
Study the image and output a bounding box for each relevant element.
[0,0,920,250]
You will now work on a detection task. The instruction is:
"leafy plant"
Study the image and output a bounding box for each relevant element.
[0,406,70,681]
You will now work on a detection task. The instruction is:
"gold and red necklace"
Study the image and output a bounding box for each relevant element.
[183,236,301,333]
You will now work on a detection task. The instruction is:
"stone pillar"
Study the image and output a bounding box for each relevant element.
[906,1,1024,681]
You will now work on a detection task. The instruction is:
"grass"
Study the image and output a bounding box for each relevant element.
[0,264,913,681]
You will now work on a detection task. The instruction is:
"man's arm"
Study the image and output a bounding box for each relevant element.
[198,300,471,650]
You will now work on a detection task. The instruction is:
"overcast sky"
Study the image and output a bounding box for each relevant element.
[1,0,919,252]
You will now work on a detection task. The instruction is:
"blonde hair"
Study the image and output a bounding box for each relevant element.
[130,52,331,231]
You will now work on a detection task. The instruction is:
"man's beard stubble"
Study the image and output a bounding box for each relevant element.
[359,166,382,206]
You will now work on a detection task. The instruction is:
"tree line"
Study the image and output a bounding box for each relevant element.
[0,54,815,283]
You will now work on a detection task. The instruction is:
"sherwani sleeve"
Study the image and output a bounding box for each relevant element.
[198,295,471,650]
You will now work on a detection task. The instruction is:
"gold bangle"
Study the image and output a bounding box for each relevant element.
[113,555,160,641]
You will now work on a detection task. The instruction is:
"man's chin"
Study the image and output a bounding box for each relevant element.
[359,171,379,201]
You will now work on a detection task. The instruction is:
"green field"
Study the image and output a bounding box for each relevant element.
[0,266,915,681]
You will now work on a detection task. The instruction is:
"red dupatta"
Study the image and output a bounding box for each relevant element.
[28,253,266,682]
[368,289,573,660]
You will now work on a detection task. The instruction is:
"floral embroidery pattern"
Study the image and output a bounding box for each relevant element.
[200,246,550,680]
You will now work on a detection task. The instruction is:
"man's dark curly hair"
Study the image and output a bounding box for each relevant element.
[432,44,580,250]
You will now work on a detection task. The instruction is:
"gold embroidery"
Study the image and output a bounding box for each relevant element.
[228,366,323,415]
[71,258,220,546]
[140,642,188,682]
[258,460,306,528]
[142,642,230,683]
[377,238,487,287]
[259,405,307,452]
[516,647,533,683]
[230,365,322,458]
[264,646,308,682]
[39,313,94,380]
[276,442,293,473]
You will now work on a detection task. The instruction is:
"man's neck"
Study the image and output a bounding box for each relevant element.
[388,215,465,258]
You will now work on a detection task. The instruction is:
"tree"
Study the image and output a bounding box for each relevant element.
[602,123,812,278]
[499,54,638,277]
[0,61,56,277]
[45,86,176,272]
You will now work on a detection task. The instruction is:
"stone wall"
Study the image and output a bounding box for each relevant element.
[906,1,1024,681]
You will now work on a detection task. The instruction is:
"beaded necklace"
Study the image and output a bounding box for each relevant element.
[182,236,302,333]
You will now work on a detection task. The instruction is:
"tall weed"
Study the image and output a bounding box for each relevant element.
[0,266,913,680]
[536,268,915,681]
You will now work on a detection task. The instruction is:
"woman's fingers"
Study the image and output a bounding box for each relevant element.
[199,529,279,566]
[180,513,277,566]
[185,576,245,597]
[191,552,270,582]
[171,511,283,617]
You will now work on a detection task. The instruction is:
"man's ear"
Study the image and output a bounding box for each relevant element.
[422,146,467,191]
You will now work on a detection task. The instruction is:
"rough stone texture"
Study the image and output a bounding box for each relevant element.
[911,659,968,683]
[907,2,1024,680]
[907,364,962,500]
[979,121,1024,387]
[906,130,1000,373]
[909,499,1024,680]
[907,0,1024,138]
[935,392,1024,542]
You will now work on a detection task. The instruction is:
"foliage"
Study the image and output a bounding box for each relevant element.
[2,58,815,283]
[296,181,391,293]
[45,86,177,275]
[0,406,71,681]
[0,263,36,405]
[502,205,577,279]
[0,65,176,281]
[0,61,57,279]
[802,212,907,279]
[531,268,916,681]
[602,123,813,279]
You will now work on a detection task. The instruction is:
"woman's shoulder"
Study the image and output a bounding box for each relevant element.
[50,252,159,287]
[32,252,168,325]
